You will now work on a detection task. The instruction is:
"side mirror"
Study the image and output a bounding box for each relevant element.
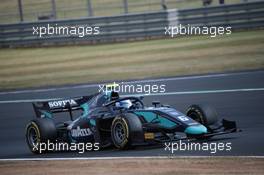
[162,104,171,108]
[152,101,160,107]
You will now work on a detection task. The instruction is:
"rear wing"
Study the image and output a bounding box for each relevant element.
[32,94,96,118]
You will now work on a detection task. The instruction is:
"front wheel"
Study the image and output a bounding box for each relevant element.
[186,104,218,140]
[111,116,130,149]
[111,113,143,150]
[186,104,218,126]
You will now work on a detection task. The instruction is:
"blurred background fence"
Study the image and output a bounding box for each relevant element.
[1,1,264,47]
[0,0,255,24]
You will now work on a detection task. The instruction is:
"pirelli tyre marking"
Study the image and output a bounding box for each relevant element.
[26,122,41,151]
[187,107,205,124]
[111,117,129,149]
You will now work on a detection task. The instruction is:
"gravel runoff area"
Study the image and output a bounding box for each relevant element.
[0,157,264,175]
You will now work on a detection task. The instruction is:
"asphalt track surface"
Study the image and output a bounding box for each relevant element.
[0,70,263,159]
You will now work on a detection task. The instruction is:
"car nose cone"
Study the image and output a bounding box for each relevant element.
[184,125,207,135]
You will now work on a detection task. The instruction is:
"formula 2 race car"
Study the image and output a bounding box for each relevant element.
[25,86,240,153]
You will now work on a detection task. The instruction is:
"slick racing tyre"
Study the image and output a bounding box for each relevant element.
[25,118,57,154]
[186,104,218,140]
[111,113,142,150]
[186,104,218,126]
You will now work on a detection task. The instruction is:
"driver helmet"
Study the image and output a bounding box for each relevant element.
[110,91,119,101]
[115,100,132,109]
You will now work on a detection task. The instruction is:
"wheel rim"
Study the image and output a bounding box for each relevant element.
[27,126,39,147]
[113,122,126,144]
[189,112,202,123]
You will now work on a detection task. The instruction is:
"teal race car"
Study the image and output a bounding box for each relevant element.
[25,87,240,153]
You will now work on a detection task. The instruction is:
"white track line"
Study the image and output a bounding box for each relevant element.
[128,88,264,97]
[0,98,61,104]
[0,156,263,161]
[0,71,262,95]
[0,88,263,104]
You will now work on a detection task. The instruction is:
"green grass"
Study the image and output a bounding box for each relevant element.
[0,0,243,24]
[0,30,263,90]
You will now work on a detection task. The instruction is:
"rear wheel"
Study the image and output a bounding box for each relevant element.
[25,118,57,153]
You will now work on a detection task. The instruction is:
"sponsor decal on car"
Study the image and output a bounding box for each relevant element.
[71,126,92,137]
[48,99,77,108]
